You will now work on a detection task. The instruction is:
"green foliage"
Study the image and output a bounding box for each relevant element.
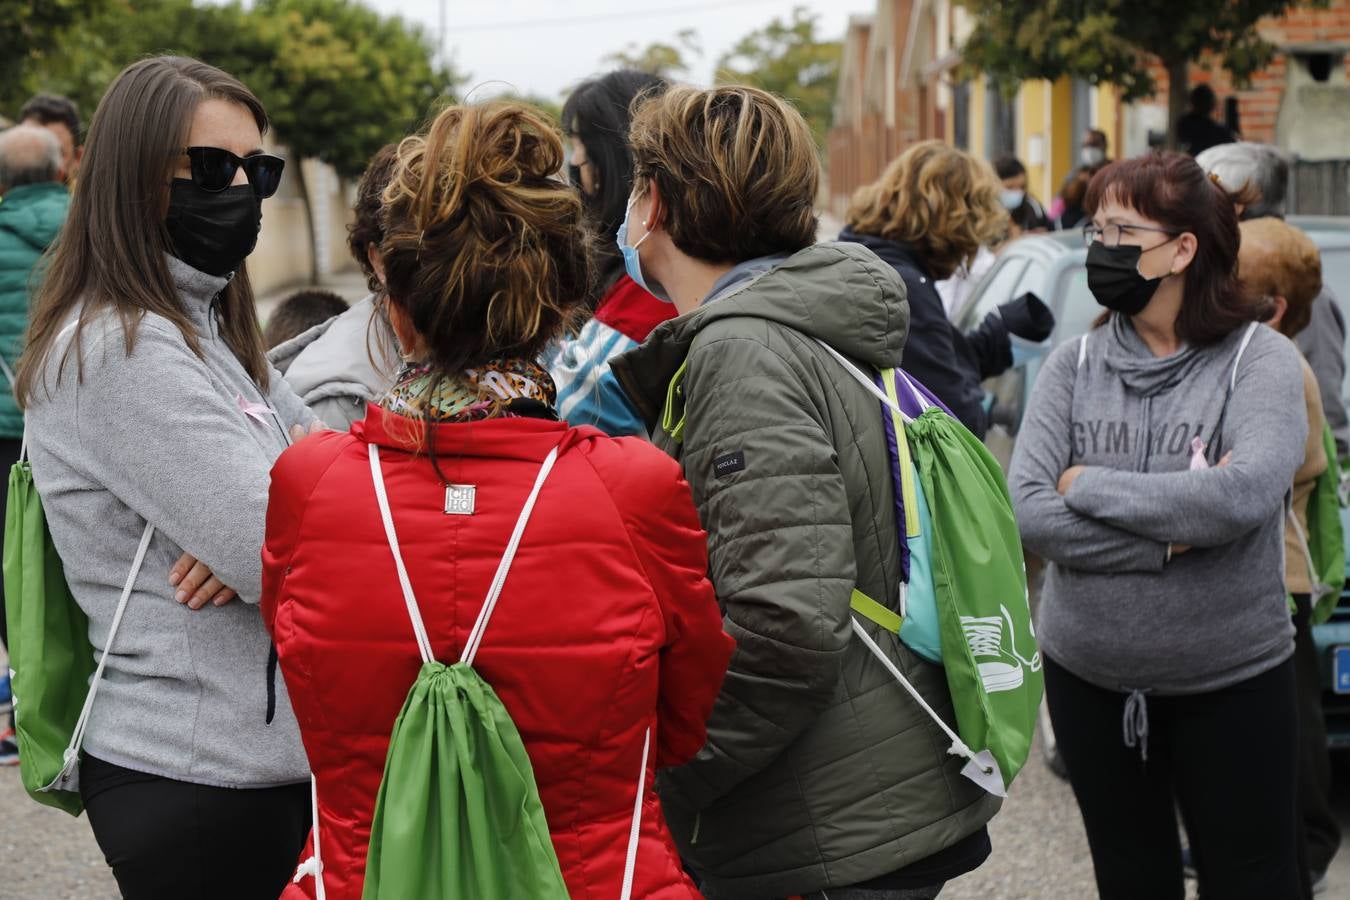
[715,6,841,148]
[602,29,701,78]
[4,0,461,178]
[0,0,115,115]
[961,0,1318,100]
[485,92,564,126]
[251,0,456,178]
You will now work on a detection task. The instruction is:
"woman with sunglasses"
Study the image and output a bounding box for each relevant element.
[1009,153,1307,899]
[15,57,315,900]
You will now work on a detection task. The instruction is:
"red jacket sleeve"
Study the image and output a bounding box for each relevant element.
[261,431,349,637]
[606,439,734,769]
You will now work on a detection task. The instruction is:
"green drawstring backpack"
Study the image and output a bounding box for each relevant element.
[1290,422,1346,625]
[820,343,1042,798]
[290,441,650,900]
[4,326,157,815]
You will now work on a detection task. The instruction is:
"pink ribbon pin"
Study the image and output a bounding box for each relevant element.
[237,393,275,425]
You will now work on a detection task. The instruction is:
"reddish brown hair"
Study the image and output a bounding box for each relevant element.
[1085,152,1270,344]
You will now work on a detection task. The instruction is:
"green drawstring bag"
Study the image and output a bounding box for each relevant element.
[1304,423,1346,625]
[821,344,1041,797]
[284,443,649,899]
[4,451,155,817]
[906,406,1042,792]
[4,456,90,816]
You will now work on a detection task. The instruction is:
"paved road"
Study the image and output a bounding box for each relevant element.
[6,736,1350,899]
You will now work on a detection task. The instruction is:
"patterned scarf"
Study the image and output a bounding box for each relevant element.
[380,357,558,423]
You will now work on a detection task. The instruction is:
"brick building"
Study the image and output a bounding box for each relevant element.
[827,0,1350,219]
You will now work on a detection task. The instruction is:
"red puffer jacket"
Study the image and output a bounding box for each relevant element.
[262,405,733,900]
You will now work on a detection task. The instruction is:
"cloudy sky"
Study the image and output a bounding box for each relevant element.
[361,0,877,100]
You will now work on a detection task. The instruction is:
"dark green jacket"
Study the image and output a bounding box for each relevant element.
[613,243,1000,899]
[0,182,68,437]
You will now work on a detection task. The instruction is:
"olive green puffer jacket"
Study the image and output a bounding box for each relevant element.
[0,182,68,437]
[612,242,1000,899]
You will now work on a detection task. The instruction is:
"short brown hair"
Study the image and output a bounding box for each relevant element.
[629,84,819,264]
[846,140,1006,280]
[1085,152,1270,345]
[1238,217,1322,338]
[264,289,349,349]
[348,143,399,294]
[380,101,594,380]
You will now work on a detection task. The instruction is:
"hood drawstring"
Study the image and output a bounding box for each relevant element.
[265,643,279,725]
[1123,688,1150,762]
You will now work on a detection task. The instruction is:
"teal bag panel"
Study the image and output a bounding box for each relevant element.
[897,467,942,664]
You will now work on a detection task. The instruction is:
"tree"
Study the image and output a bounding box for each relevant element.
[602,29,701,79]
[0,0,114,114]
[715,7,841,149]
[960,0,1323,148]
[487,92,564,125]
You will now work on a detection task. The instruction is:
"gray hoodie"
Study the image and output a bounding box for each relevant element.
[1010,315,1306,694]
[267,293,399,430]
[25,256,315,787]
[1295,288,1348,456]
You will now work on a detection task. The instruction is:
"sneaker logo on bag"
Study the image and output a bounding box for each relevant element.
[714,451,746,478]
[444,484,477,516]
[960,605,1043,694]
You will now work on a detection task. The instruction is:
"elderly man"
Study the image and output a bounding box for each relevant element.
[18,94,82,183]
[1199,141,1349,458]
[0,124,70,765]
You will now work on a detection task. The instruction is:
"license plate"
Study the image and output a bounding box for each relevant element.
[1335,646,1350,694]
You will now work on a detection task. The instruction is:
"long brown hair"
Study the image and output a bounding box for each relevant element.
[17,56,272,407]
[1084,152,1270,344]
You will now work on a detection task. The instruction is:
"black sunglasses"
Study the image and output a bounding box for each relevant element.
[182,147,285,198]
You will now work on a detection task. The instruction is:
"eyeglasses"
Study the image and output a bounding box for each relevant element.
[1083,223,1180,248]
[181,147,285,198]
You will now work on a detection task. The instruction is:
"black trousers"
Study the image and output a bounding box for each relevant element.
[0,435,24,650]
[81,754,310,900]
[1292,594,1342,874]
[1044,655,1301,900]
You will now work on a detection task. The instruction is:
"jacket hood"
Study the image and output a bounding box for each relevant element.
[268,294,400,407]
[837,227,933,280]
[612,241,908,427]
[0,182,69,252]
[1102,312,1212,398]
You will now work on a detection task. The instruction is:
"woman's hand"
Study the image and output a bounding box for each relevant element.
[289,420,328,444]
[1057,465,1086,496]
[170,552,237,610]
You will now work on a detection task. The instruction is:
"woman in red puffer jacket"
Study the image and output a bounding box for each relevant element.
[261,100,733,900]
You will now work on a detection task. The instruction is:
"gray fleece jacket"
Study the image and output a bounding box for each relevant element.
[1010,315,1306,694]
[267,293,399,430]
[25,255,315,787]
[1295,288,1348,456]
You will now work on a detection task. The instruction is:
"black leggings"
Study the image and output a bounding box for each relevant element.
[81,754,310,900]
[1044,655,1301,900]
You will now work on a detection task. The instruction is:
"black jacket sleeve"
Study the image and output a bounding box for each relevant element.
[899,272,991,437]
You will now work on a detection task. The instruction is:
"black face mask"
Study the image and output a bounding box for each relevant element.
[165,179,262,277]
[1085,241,1169,316]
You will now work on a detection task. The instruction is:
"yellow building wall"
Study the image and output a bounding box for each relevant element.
[1097,82,1122,161]
[969,75,987,160]
[1047,78,1075,207]
[1017,81,1049,205]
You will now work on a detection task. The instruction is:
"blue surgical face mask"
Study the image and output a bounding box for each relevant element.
[617,196,672,302]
